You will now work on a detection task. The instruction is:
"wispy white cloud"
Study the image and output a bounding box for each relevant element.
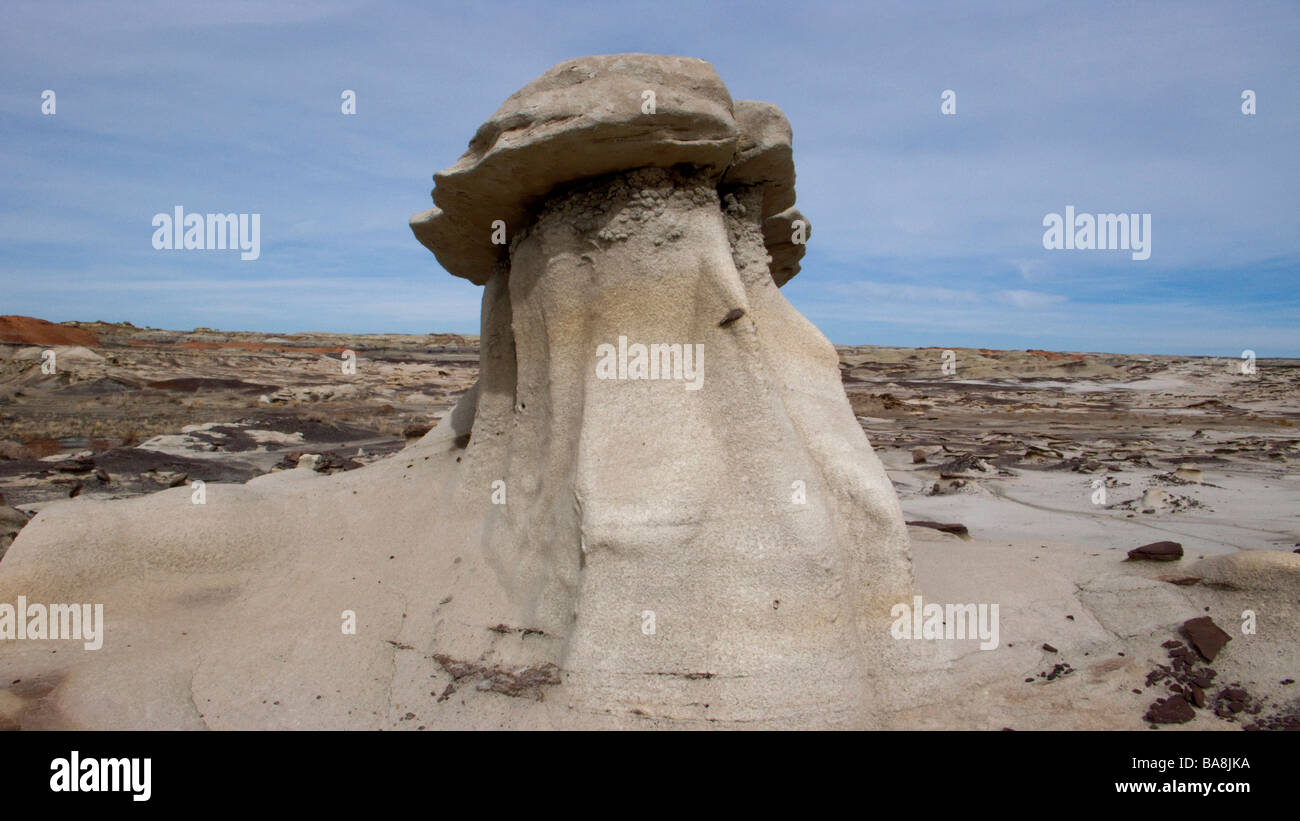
[996,289,1067,310]
[0,0,1296,353]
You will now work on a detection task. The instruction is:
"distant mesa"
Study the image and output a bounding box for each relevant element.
[0,315,98,347]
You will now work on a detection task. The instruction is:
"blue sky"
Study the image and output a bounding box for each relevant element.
[2,0,1296,355]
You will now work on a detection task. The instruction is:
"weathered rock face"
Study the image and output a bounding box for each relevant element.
[0,54,916,729]
[410,54,807,285]
[433,164,915,723]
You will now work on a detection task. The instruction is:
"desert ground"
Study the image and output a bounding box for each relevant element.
[0,315,477,509]
[1,314,1297,730]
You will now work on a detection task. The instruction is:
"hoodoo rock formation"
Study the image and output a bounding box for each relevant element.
[0,55,924,729]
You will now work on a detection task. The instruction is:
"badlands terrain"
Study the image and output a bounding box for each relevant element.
[4,315,1295,557]
[0,314,477,509]
[1,313,1296,730]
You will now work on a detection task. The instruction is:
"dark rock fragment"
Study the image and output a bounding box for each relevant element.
[1127,540,1183,562]
[718,308,745,327]
[1182,616,1231,662]
[1145,696,1195,724]
[906,520,969,536]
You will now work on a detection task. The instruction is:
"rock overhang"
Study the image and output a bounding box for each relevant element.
[410,53,808,286]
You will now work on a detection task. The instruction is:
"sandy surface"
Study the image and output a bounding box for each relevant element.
[1,319,1297,729]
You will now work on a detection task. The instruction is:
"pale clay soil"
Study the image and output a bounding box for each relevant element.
[1,321,1297,730]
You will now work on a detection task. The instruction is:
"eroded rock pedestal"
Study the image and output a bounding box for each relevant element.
[0,55,923,729]
[434,162,918,725]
